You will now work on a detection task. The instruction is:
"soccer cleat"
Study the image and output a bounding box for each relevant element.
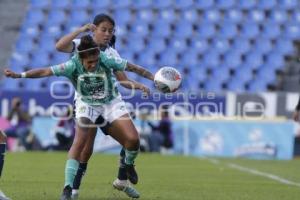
[71,190,79,200]
[60,185,72,200]
[0,190,10,200]
[113,179,140,199]
[125,164,138,184]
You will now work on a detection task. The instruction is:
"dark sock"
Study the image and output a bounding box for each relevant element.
[0,143,5,177]
[118,148,127,180]
[73,162,88,190]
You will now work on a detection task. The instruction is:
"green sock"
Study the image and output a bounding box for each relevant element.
[125,149,139,165]
[64,159,79,187]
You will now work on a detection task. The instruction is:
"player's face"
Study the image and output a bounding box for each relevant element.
[93,21,115,46]
[82,54,99,72]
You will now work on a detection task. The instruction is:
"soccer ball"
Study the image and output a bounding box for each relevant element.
[154,66,182,93]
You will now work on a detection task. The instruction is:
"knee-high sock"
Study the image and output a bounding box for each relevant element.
[118,148,127,180]
[64,159,79,187]
[0,143,6,177]
[124,149,139,165]
[73,162,87,190]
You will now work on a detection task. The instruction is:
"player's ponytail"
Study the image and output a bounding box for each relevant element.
[77,35,99,59]
[109,35,116,48]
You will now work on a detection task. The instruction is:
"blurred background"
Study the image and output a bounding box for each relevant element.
[0,0,300,160]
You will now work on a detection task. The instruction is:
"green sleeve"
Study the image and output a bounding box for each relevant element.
[51,60,75,78]
[100,51,127,71]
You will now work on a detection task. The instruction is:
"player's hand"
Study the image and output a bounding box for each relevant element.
[79,23,96,33]
[4,69,20,78]
[293,110,300,122]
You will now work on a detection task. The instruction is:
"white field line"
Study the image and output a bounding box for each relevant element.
[202,157,300,188]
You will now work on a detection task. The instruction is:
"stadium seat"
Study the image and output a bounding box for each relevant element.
[190,37,208,54]
[24,9,45,26]
[173,20,194,38]
[136,9,155,24]
[158,49,179,66]
[30,51,50,68]
[226,78,246,92]
[174,0,194,9]
[247,79,268,92]
[71,0,90,9]
[132,0,152,9]
[181,9,199,23]
[291,10,300,24]
[196,23,216,38]
[152,0,173,9]
[233,37,252,54]
[223,50,242,69]
[47,10,67,25]
[43,23,62,38]
[211,67,230,82]
[152,21,172,37]
[268,9,288,24]
[113,9,132,26]
[15,36,36,53]
[245,51,263,70]
[9,51,30,69]
[23,79,47,91]
[278,0,298,9]
[38,35,56,52]
[51,0,70,9]
[180,49,200,66]
[112,0,132,8]
[283,22,300,39]
[147,36,167,53]
[217,22,238,39]
[2,79,22,91]
[115,24,128,37]
[224,9,243,23]
[247,9,265,23]
[64,20,85,33]
[136,50,156,67]
[91,0,110,9]
[211,38,230,54]
[30,0,50,9]
[253,38,273,54]
[240,22,259,39]
[52,53,71,64]
[215,0,235,9]
[46,76,73,94]
[20,24,40,38]
[203,9,221,23]
[204,79,223,93]
[169,37,188,53]
[257,0,276,10]
[203,51,221,68]
[194,0,214,9]
[265,51,285,70]
[69,10,89,25]
[237,0,256,9]
[157,9,177,23]
[130,20,150,37]
[118,50,135,62]
[261,22,281,39]
[127,36,146,53]
[256,65,277,83]
[234,65,253,82]
[274,38,294,55]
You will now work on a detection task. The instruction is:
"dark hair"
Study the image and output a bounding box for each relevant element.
[77,35,99,59]
[93,13,116,48]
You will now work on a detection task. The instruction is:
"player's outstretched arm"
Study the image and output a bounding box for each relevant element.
[4,68,53,79]
[125,62,154,81]
[56,23,96,52]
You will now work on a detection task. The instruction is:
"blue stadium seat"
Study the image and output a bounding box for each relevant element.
[52,53,71,65]
[147,36,167,53]
[169,37,188,53]
[137,50,156,67]
[91,0,111,9]
[203,51,221,68]
[130,20,149,37]
[268,9,288,24]
[157,9,177,23]
[196,23,216,38]
[113,9,132,26]
[158,49,179,66]
[152,21,172,37]
[112,0,131,8]
[20,24,40,38]
[115,24,128,37]
[51,0,70,9]
[223,51,242,69]
[30,51,50,68]
[204,79,223,93]
[283,22,300,39]
[240,22,259,39]
[71,0,90,9]
[253,38,273,54]
[174,0,194,9]
[173,20,194,38]
[180,49,200,66]
[232,37,251,53]
[30,0,50,9]
[211,38,230,54]
[215,0,235,9]
[9,51,30,69]
[64,20,83,33]
[224,9,243,23]
[291,10,300,23]
[234,65,253,82]
[265,51,285,70]
[247,9,265,23]
[195,0,214,9]
[261,22,281,39]
[132,0,152,9]
[203,9,221,23]
[136,9,154,23]
[118,50,135,62]
[23,79,47,91]
[38,35,56,52]
[153,0,173,9]
[15,36,36,53]
[46,76,73,94]
[274,38,294,55]
[217,22,238,39]
[245,51,263,70]
[237,0,256,9]
[226,78,246,92]
[247,79,268,92]
[24,10,45,26]
[257,0,276,10]
[2,79,22,91]
[43,23,62,38]
[181,9,199,23]
[47,10,66,25]
[211,67,230,82]
[190,38,208,54]
[256,65,276,83]
[69,10,89,24]
[127,36,146,52]
[278,0,298,9]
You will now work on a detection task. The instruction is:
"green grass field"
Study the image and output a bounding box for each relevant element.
[1,152,300,200]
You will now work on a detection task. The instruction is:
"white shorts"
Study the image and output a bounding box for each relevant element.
[74,96,129,125]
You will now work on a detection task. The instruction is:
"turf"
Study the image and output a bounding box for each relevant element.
[1,152,300,200]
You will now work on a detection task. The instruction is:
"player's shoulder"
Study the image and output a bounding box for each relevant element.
[105,47,120,58]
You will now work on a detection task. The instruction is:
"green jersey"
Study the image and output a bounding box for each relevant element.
[51,51,127,105]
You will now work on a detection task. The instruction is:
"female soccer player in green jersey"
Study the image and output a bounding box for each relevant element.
[4,34,154,200]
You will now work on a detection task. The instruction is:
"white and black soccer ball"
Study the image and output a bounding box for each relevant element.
[154,66,182,93]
